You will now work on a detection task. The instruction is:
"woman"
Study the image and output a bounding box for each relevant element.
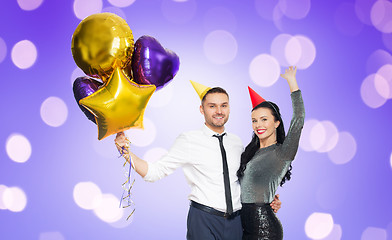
[237,66,305,239]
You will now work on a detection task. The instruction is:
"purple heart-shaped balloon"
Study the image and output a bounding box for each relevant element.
[130,35,180,90]
[73,76,103,124]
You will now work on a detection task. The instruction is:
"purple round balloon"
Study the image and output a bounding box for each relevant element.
[131,35,180,90]
[73,76,103,124]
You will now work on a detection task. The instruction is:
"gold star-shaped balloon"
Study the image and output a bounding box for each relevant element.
[80,67,156,140]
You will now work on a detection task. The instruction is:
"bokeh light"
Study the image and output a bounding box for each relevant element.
[322,224,342,240]
[0,185,8,209]
[93,194,123,223]
[299,119,320,152]
[107,0,136,8]
[315,121,339,153]
[0,37,6,63]
[328,131,357,165]
[278,0,311,20]
[376,64,392,98]
[124,118,156,147]
[285,35,316,69]
[17,0,44,11]
[370,0,392,34]
[354,0,374,25]
[203,30,238,65]
[40,97,68,127]
[3,187,27,212]
[73,182,102,210]
[255,0,279,21]
[305,212,334,239]
[6,133,32,163]
[361,227,387,240]
[73,0,103,20]
[39,232,65,240]
[309,121,327,151]
[366,49,392,75]
[360,73,388,108]
[271,34,292,67]
[11,40,37,69]
[249,54,280,87]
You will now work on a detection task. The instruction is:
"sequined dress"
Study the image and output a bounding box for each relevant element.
[240,90,305,240]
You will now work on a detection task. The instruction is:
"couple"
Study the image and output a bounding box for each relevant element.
[115,66,305,239]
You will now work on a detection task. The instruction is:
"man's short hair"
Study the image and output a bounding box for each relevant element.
[201,87,229,104]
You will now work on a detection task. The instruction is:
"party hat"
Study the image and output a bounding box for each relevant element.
[190,80,212,100]
[248,86,266,108]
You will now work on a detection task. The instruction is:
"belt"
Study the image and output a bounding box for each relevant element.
[190,201,241,219]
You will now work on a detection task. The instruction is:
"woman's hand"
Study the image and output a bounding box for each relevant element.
[280,66,299,93]
[270,194,282,213]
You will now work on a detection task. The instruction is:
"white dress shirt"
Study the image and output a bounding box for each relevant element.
[144,124,244,212]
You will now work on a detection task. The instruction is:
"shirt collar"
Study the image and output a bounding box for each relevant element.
[202,124,227,137]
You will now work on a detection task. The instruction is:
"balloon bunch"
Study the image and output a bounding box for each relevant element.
[72,12,180,140]
[71,13,180,219]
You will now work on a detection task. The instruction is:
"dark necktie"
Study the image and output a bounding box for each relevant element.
[213,133,233,214]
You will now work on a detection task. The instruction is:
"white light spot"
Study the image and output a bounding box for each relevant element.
[40,97,68,127]
[6,134,32,163]
[361,227,387,240]
[249,54,280,87]
[17,0,44,11]
[71,67,85,86]
[0,37,6,64]
[161,0,197,24]
[305,212,334,239]
[11,40,37,69]
[322,224,343,240]
[371,0,392,34]
[203,30,238,65]
[3,187,27,212]
[366,49,392,75]
[299,119,319,152]
[360,73,388,108]
[124,118,156,147]
[255,0,279,21]
[108,0,136,8]
[328,131,357,165]
[355,0,375,25]
[310,121,326,151]
[0,185,8,209]
[93,194,123,223]
[102,7,127,21]
[316,121,339,153]
[271,34,292,67]
[73,0,103,20]
[278,0,311,20]
[334,2,364,36]
[39,232,65,240]
[376,64,392,99]
[292,35,316,69]
[285,36,302,66]
[73,182,102,210]
[143,148,168,162]
[149,83,174,107]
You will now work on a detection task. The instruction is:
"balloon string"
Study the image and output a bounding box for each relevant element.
[117,143,136,221]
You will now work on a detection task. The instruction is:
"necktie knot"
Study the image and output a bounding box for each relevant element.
[213,133,226,141]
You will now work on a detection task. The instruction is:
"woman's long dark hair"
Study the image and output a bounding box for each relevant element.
[237,101,292,187]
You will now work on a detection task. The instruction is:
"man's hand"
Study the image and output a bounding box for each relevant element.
[270,194,281,213]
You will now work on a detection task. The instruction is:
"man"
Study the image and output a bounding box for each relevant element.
[115,81,281,240]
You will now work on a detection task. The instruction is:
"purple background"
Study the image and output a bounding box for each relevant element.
[1,0,392,239]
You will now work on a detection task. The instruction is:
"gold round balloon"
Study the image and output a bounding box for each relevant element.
[71,13,134,81]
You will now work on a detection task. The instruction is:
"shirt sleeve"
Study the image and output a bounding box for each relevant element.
[143,133,189,182]
[279,90,305,161]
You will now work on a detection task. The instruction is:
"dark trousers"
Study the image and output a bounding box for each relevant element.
[187,205,242,240]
